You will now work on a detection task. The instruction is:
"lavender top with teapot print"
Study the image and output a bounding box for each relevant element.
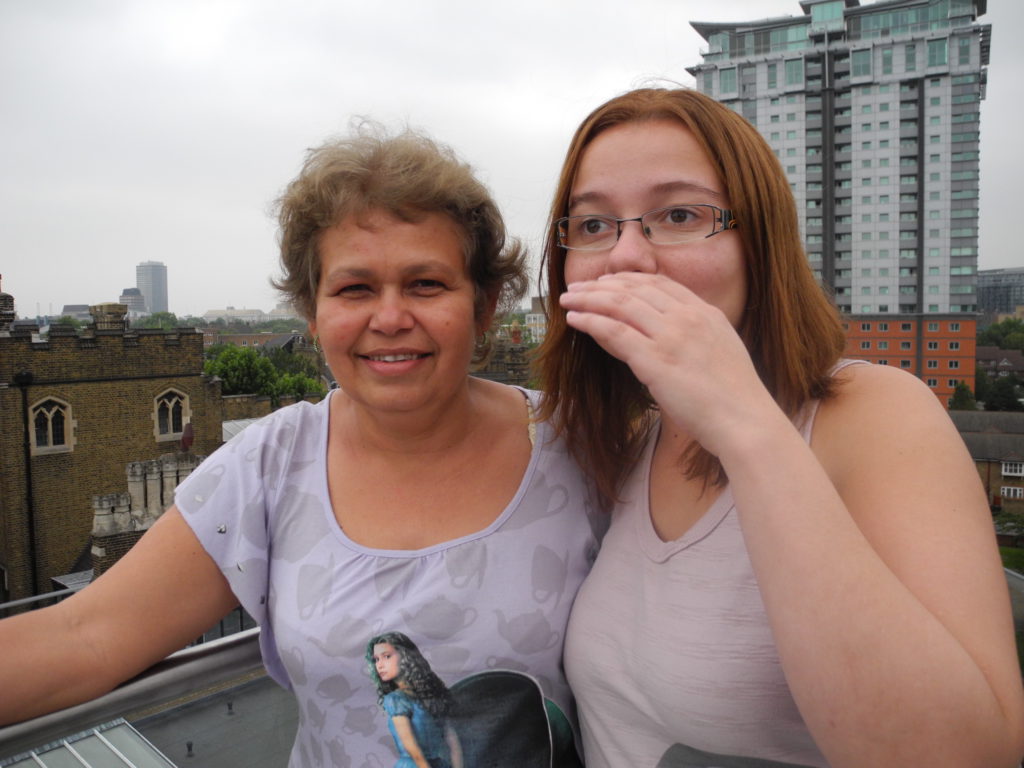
[176,388,600,767]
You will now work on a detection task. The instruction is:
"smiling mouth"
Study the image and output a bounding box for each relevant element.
[362,353,429,362]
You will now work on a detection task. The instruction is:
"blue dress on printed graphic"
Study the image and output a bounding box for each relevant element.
[383,690,452,768]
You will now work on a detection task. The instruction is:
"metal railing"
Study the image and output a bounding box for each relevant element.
[0,627,263,758]
[0,589,76,619]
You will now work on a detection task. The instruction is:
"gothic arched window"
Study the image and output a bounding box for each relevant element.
[30,398,74,454]
[154,389,191,442]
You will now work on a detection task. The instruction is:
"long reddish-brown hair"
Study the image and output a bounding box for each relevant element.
[535,88,845,509]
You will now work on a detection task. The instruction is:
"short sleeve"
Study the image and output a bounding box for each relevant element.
[383,691,414,719]
[175,419,275,625]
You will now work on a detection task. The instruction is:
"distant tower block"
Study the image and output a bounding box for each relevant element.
[119,287,147,316]
[136,260,168,314]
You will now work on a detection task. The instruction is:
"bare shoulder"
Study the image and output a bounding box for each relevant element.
[813,361,981,508]
[816,361,958,453]
[813,360,991,543]
[469,377,533,424]
[828,359,947,417]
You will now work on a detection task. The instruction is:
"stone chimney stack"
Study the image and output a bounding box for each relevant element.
[0,274,15,333]
[89,302,128,331]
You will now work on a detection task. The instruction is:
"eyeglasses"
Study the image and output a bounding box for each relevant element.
[555,204,737,251]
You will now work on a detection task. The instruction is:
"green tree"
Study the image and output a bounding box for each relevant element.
[277,372,325,400]
[204,345,279,397]
[263,345,320,379]
[984,375,1024,412]
[975,368,993,404]
[204,342,234,362]
[1005,332,1024,352]
[134,311,181,330]
[948,382,977,410]
[204,344,325,403]
[209,318,305,335]
[52,315,86,331]
[978,318,1024,349]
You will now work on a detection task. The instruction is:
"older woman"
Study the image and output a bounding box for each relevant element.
[0,127,596,767]
[537,88,1024,767]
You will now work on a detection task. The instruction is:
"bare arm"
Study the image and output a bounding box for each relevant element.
[562,272,1024,767]
[725,364,1024,767]
[0,505,238,724]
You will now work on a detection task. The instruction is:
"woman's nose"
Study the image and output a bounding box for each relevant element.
[604,219,657,275]
[369,291,414,333]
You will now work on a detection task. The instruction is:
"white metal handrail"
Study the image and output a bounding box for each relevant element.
[0,628,263,759]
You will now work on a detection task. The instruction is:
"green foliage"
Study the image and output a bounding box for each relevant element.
[948,382,977,410]
[277,372,324,400]
[204,345,279,397]
[53,315,86,330]
[975,368,993,403]
[985,376,1024,412]
[209,318,306,334]
[979,318,1024,350]
[134,311,182,330]
[1000,546,1024,573]
[204,344,325,403]
[1016,630,1024,677]
[263,346,320,379]
[204,342,234,362]
[996,514,1024,537]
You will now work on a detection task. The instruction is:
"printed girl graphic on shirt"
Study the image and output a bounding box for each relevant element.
[367,632,463,768]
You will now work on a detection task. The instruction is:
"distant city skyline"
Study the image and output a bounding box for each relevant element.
[2,1,1021,320]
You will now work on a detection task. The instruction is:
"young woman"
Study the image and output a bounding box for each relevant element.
[368,632,462,768]
[0,126,597,766]
[537,88,1024,767]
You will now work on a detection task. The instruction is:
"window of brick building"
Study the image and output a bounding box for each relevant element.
[154,389,191,442]
[1002,462,1024,477]
[31,398,74,454]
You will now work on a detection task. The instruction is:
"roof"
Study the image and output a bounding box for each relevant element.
[949,410,1024,462]
[222,417,263,442]
[51,569,94,591]
[0,720,176,767]
[690,14,802,40]
[259,333,306,350]
[976,346,1024,371]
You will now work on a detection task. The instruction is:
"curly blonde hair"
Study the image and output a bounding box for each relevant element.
[273,123,528,361]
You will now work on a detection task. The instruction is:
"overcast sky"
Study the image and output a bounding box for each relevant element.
[1,0,1019,321]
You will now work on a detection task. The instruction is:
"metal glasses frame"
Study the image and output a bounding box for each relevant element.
[555,203,737,251]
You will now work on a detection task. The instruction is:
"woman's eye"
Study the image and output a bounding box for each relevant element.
[666,208,694,224]
[411,279,446,293]
[580,217,611,235]
[336,283,370,296]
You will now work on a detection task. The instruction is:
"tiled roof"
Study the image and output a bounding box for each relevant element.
[949,410,1024,461]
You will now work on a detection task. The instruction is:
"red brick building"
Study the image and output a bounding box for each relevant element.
[842,315,976,407]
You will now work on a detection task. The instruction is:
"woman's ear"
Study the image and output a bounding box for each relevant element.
[477,291,500,334]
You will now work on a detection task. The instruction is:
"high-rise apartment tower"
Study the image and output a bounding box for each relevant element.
[136,260,168,314]
[688,0,989,404]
